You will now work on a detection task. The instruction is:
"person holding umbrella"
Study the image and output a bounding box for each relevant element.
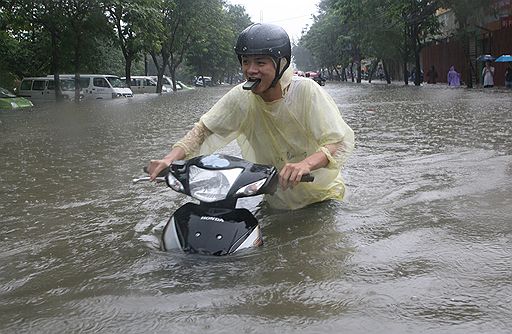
[505,65,512,89]
[482,61,495,88]
[496,54,512,89]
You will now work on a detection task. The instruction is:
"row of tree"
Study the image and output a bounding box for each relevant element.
[294,0,494,87]
[0,0,252,99]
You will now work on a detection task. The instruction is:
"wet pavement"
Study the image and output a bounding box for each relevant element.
[1,83,511,333]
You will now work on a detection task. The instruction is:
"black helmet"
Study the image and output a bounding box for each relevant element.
[234,23,291,87]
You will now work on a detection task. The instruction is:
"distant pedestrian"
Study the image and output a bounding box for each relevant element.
[447,66,461,87]
[482,61,495,88]
[427,65,438,84]
[505,65,512,89]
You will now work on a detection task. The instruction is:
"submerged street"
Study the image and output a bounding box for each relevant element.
[1,83,511,333]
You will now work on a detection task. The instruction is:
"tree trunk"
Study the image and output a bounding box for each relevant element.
[412,24,422,86]
[383,61,391,84]
[355,47,362,83]
[332,66,341,81]
[403,25,409,85]
[357,62,362,83]
[125,58,132,88]
[403,60,409,85]
[368,59,380,83]
[151,51,167,94]
[50,32,63,102]
[73,33,82,102]
[463,35,474,88]
[169,66,178,91]
[144,54,148,76]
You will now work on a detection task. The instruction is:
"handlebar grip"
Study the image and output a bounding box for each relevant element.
[300,174,314,182]
[143,166,169,177]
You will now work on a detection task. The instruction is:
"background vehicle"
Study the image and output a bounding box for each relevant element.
[0,87,33,109]
[305,71,326,86]
[151,76,195,91]
[124,76,170,94]
[59,74,132,99]
[18,77,83,101]
[194,76,212,87]
[176,81,194,90]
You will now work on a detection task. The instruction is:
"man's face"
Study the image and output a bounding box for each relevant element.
[241,55,276,94]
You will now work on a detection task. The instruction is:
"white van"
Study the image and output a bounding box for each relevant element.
[58,74,133,99]
[18,77,82,102]
[123,76,170,94]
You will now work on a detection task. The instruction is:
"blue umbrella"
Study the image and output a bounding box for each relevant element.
[477,54,496,62]
[495,54,512,62]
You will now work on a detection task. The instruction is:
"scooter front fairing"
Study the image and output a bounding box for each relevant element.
[161,202,262,256]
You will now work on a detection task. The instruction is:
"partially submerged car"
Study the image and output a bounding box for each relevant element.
[58,74,133,99]
[0,87,33,109]
[305,71,326,86]
[18,77,84,101]
[150,76,194,91]
[124,76,171,94]
[194,76,212,87]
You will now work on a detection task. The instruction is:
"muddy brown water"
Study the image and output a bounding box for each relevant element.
[1,84,511,333]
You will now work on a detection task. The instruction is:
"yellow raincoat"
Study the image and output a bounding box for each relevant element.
[195,68,354,210]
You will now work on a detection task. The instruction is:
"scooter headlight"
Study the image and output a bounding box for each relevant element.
[166,173,184,192]
[188,166,243,202]
[235,178,266,196]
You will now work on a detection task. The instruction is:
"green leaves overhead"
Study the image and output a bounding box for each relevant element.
[0,0,252,87]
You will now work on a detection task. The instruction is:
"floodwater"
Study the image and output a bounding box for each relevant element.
[1,83,511,334]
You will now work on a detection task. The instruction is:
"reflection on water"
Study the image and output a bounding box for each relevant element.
[1,85,511,333]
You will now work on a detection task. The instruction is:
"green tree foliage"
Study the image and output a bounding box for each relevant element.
[1,0,116,99]
[145,0,227,92]
[292,43,317,72]
[185,2,252,85]
[7,0,68,94]
[438,0,494,87]
[107,0,162,86]
[222,4,253,83]
[1,0,252,94]
[61,0,112,100]
[300,6,350,80]
[299,0,441,85]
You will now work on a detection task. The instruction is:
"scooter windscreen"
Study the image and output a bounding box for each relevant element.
[166,154,278,203]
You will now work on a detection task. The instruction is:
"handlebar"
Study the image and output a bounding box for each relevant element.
[143,166,169,177]
[132,176,165,184]
[133,165,314,184]
[132,165,169,184]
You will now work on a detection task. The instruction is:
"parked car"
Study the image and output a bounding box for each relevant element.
[151,76,195,91]
[151,76,173,91]
[124,76,170,94]
[0,87,33,109]
[18,77,83,101]
[58,74,133,99]
[176,80,194,90]
[194,76,212,87]
[305,71,326,86]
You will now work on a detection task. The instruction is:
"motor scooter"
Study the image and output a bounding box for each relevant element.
[133,154,313,256]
